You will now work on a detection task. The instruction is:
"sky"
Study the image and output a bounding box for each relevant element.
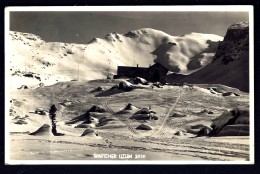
[10,11,249,44]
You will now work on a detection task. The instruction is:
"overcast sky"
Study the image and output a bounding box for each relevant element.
[10,11,248,44]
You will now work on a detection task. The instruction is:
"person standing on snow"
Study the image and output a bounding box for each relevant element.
[49,104,57,135]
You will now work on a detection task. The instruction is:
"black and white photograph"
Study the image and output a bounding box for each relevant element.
[5,6,254,164]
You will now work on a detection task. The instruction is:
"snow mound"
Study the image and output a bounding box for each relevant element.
[136,124,154,130]
[216,124,249,136]
[81,129,100,138]
[210,107,249,136]
[29,124,51,136]
[123,103,139,110]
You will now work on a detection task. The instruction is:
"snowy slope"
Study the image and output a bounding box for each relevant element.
[166,22,249,92]
[8,28,223,90]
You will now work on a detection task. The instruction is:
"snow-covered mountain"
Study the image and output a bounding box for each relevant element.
[8,28,223,90]
[167,22,249,92]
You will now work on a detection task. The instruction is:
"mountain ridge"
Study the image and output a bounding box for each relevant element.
[8,28,223,90]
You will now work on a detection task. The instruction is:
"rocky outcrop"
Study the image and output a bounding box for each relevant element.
[223,22,249,42]
[213,21,249,64]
